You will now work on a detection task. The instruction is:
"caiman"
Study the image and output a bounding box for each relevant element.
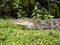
[10,17,60,29]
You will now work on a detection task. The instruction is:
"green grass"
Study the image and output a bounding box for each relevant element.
[0,18,60,45]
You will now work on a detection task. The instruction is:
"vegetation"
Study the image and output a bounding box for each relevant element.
[0,0,60,19]
[0,19,60,45]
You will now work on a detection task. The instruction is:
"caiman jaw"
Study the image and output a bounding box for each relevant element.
[10,20,34,27]
[18,21,34,26]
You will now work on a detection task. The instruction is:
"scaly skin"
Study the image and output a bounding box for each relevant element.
[10,17,60,29]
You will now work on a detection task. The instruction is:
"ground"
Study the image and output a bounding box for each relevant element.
[0,18,60,45]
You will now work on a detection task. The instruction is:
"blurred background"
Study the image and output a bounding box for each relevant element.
[0,0,60,20]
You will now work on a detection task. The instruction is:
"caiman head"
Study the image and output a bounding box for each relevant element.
[10,17,37,29]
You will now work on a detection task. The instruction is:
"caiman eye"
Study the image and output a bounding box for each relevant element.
[22,17,24,19]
